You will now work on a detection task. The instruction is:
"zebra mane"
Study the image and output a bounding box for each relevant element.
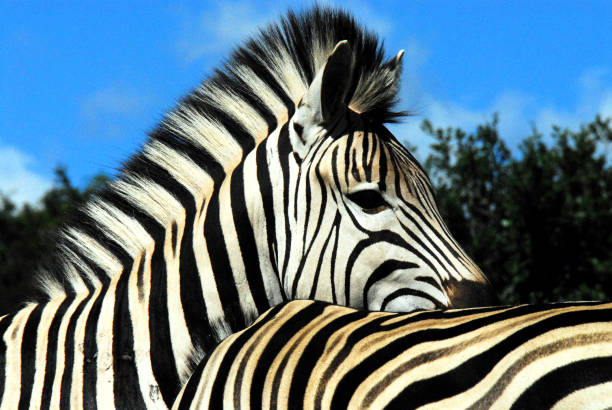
[161,6,407,170]
[35,6,407,301]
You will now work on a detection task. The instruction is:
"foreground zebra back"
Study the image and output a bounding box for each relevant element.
[0,7,496,409]
[173,300,612,410]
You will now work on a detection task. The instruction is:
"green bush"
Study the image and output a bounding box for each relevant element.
[422,115,611,304]
[0,168,107,314]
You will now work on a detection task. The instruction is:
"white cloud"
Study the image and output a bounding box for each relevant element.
[80,84,149,139]
[0,145,53,207]
[173,0,398,63]
[536,68,612,133]
[174,1,280,62]
[82,84,144,117]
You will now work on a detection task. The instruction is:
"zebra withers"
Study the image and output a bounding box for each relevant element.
[0,7,495,409]
[173,300,612,410]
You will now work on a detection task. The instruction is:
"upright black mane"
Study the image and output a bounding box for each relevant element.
[36,6,407,302]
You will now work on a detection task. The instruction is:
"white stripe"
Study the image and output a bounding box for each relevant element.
[0,304,37,409]
[29,297,66,410]
[217,174,259,322]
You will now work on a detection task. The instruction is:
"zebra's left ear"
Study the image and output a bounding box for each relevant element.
[290,41,355,158]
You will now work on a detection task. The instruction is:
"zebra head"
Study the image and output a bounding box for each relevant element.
[282,41,496,311]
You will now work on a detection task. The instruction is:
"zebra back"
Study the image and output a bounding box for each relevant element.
[173,300,612,409]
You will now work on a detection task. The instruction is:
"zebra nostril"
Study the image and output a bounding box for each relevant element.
[445,278,499,309]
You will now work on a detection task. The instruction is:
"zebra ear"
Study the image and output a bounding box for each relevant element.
[388,49,405,79]
[289,41,354,159]
[320,40,355,122]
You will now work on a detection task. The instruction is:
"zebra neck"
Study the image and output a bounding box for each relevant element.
[146,126,293,389]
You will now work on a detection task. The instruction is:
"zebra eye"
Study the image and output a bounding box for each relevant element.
[347,190,389,214]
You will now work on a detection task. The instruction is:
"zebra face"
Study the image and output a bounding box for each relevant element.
[283,41,496,312]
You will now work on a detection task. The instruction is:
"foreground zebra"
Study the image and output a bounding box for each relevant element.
[0,7,495,409]
[173,300,612,410]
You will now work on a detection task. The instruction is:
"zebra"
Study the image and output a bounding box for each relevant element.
[0,7,495,409]
[172,299,612,410]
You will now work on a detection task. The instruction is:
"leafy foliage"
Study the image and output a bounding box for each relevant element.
[0,168,107,314]
[423,115,612,304]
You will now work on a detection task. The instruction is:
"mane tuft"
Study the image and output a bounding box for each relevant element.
[243,6,408,123]
[35,6,408,301]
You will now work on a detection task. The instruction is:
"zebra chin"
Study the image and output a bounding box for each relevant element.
[364,277,499,312]
[377,294,442,312]
[367,289,445,312]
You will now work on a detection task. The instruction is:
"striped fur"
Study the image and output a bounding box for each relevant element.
[1,7,494,408]
[173,300,612,410]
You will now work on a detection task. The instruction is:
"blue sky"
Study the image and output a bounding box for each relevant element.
[2,1,611,205]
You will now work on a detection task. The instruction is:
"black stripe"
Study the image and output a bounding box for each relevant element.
[212,70,278,132]
[255,140,281,282]
[288,309,368,405]
[149,240,181,405]
[59,291,92,409]
[298,155,312,246]
[344,230,438,306]
[385,308,612,408]
[0,313,16,402]
[230,161,270,314]
[205,184,248,333]
[351,146,360,182]
[362,130,370,181]
[367,129,378,181]
[232,46,295,116]
[414,276,444,293]
[330,143,371,234]
[269,346,297,408]
[331,304,578,408]
[147,127,225,182]
[80,282,108,410]
[17,303,44,410]
[113,269,147,408]
[276,124,293,279]
[175,357,207,410]
[380,288,444,311]
[290,146,333,298]
[344,130,354,186]
[399,203,465,266]
[170,221,178,254]
[396,217,451,278]
[308,213,342,299]
[250,302,328,408]
[207,304,286,410]
[39,296,71,410]
[329,222,340,304]
[362,260,419,309]
[186,93,254,153]
[136,257,146,303]
[123,159,211,402]
[511,355,612,409]
[378,140,388,191]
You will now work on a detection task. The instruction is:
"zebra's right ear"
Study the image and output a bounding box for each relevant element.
[290,41,355,159]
